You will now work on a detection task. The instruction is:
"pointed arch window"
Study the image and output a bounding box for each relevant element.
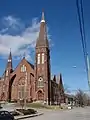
[21,65,26,72]
[42,53,44,64]
[37,54,40,64]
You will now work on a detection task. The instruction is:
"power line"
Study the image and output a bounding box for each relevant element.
[76,0,89,85]
[80,0,87,53]
[76,0,87,69]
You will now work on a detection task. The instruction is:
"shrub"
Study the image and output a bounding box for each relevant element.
[16,109,37,115]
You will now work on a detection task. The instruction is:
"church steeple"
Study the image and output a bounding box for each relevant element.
[8,49,12,61]
[35,11,51,105]
[36,11,49,48]
[6,49,13,73]
[59,74,64,93]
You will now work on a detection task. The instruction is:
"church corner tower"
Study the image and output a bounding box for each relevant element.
[35,11,51,105]
[6,49,13,77]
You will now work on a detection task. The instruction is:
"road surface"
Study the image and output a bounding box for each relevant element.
[23,107,90,120]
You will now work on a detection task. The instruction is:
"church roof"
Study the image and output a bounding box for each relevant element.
[14,57,34,71]
[26,60,34,69]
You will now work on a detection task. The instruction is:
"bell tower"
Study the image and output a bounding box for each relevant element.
[35,11,51,105]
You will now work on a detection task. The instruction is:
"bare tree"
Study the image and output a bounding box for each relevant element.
[20,99,24,109]
[75,89,89,107]
[64,84,71,93]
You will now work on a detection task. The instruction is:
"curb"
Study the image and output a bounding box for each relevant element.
[15,113,44,120]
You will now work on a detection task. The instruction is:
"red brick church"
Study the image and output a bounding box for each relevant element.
[0,12,65,105]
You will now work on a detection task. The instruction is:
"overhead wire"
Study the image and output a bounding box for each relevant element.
[76,0,90,88]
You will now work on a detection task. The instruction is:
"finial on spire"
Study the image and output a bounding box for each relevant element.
[41,10,45,23]
[8,48,12,62]
[10,48,12,57]
[23,52,26,59]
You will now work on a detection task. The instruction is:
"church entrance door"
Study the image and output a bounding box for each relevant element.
[37,90,44,100]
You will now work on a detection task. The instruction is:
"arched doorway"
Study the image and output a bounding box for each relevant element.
[37,90,44,100]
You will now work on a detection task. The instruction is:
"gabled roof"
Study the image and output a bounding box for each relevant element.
[13,57,34,72]
[26,60,34,69]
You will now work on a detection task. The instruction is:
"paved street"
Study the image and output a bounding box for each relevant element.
[23,107,90,120]
[1,103,90,120]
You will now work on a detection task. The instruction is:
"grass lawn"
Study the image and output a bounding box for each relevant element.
[26,103,62,110]
[15,102,67,110]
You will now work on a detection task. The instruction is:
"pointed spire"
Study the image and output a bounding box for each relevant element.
[36,11,49,48]
[41,11,45,23]
[8,48,12,62]
[60,74,63,84]
[53,75,56,82]
[23,52,26,59]
[59,73,64,92]
[6,49,13,72]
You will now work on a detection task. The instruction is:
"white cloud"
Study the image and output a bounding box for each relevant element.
[0,16,52,61]
[0,16,40,60]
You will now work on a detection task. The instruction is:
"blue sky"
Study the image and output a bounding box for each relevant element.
[0,0,90,92]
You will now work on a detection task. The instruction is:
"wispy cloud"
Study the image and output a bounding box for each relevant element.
[0,15,52,61]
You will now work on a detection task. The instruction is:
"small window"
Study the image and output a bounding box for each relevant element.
[37,54,40,64]
[42,53,44,64]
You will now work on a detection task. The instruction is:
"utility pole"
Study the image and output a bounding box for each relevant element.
[87,55,90,90]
